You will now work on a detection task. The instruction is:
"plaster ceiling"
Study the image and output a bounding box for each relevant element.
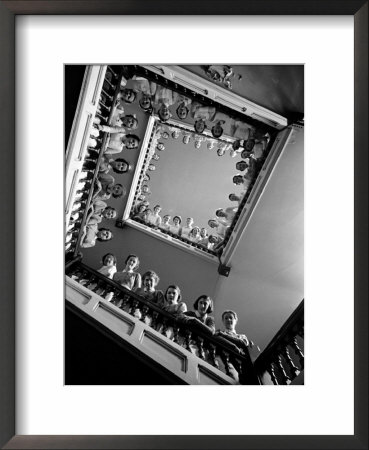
[183,65,304,120]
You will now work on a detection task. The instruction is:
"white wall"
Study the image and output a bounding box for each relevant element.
[82,225,219,306]
[213,126,304,349]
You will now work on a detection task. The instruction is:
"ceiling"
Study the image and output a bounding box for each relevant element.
[183,64,304,120]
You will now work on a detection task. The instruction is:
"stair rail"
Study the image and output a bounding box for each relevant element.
[65,65,124,258]
[254,300,304,385]
[66,260,260,385]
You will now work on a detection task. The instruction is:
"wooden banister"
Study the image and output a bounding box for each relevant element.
[70,66,125,256]
[254,300,304,385]
[66,260,259,384]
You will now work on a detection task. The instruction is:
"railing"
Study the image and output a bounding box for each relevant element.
[115,68,288,260]
[124,217,219,257]
[66,65,293,265]
[254,300,304,385]
[65,259,259,385]
[123,113,241,258]
[140,65,288,129]
[65,65,124,259]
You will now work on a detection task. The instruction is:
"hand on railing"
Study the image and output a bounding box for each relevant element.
[214,332,247,356]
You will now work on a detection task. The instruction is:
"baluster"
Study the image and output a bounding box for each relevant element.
[68,267,81,279]
[197,337,205,360]
[104,77,115,89]
[276,355,291,385]
[86,275,98,291]
[71,193,89,204]
[69,229,79,242]
[110,291,121,305]
[67,264,81,276]
[81,169,96,179]
[101,88,113,101]
[66,229,79,240]
[92,280,106,295]
[119,293,130,310]
[69,210,83,221]
[96,281,110,297]
[291,337,304,369]
[113,289,130,311]
[184,330,193,353]
[69,218,83,229]
[207,344,219,368]
[92,278,105,292]
[74,192,90,203]
[161,318,169,337]
[96,112,108,122]
[68,225,80,234]
[282,346,300,377]
[77,270,90,285]
[82,158,96,171]
[99,100,110,111]
[133,304,142,319]
[73,219,83,229]
[231,356,246,384]
[84,150,99,161]
[220,350,232,377]
[70,224,82,235]
[86,146,100,157]
[107,66,119,79]
[66,222,76,233]
[65,240,75,251]
[104,290,115,303]
[72,200,87,212]
[208,344,219,369]
[268,363,279,385]
[129,299,139,317]
[97,285,109,297]
[172,324,180,344]
[108,291,118,305]
[140,305,150,324]
[151,311,159,331]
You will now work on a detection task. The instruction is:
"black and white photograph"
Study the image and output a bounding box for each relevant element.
[65,64,304,385]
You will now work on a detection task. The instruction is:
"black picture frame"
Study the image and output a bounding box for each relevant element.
[1,1,367,449]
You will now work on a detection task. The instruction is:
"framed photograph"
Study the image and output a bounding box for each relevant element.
[65,62,302,388]
[1,1,367,449]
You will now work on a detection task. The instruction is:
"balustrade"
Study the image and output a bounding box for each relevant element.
[65,261,303,385]
[291,337,304,369]
[254,300,304,385]
[282,346,300,377]
[126,217,218,256]
[65,66,125,258]
[66,259,259,385]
